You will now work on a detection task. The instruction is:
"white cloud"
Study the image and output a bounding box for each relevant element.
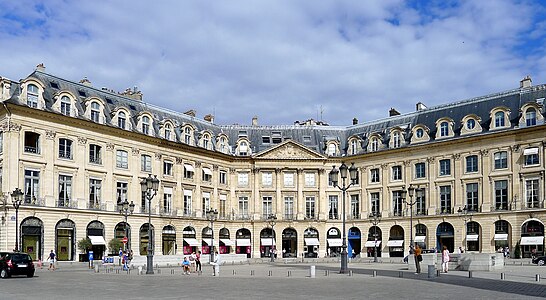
[0,0,545,125]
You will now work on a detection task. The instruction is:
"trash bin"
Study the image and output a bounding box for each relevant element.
[427,265,435,278]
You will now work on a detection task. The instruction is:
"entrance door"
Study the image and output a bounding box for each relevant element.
[436,222,455,253]
[282,228,297,258]
[22,235,40,261]
[56,229,74,261]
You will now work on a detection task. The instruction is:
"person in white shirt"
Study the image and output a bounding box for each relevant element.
[441,246,450,273]
[210,251,221,276]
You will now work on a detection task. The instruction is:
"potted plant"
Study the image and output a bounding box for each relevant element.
[108,238,123,256]
[77,237,92,262]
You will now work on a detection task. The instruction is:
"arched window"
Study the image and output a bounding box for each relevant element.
[60,96,71,116]
[526,108,537,126]
[440,122,449,137]
[203,134,210,149]
[142,116,150,135]
[392,132,400,148]
[495,111,505,127]
[466,119,475,130]
[90,102,100,122]
[327,143,336,156]
[27,84,39,108]
[350,140,357,155]
[416,128,424,138]
[219,137,227,153]
[118,111,126,129]
[370,138,379,152]
[184,127,192,144]
[165,124,172,140]
[239,141,248,156]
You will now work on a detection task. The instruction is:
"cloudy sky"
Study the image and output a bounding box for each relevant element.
[1,0,545,126]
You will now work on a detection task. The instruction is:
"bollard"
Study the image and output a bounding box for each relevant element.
[325,270,329,276]
[251,270,255,276]
[500,273,505,280]
[436,270,441,277]
[468,271,473,278]
[309,265,316,278]
[427,265,435,279]
[116,269,119,274]
[233,270,236,275]
[171,269,174,275]
[536,274,541,282]
[138,266,142,275]
[157,269,161,274]
[287,270,291,277]
[349,270,353,277]
[372,270,377,277]
[398,271,403,278]
[268,270,272,277]
[94,265,99,273]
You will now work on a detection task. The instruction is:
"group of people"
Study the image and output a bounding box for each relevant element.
[182,250,220,276]
[118,248,134,271]
[498,246,510,258]
[411,245,451,274]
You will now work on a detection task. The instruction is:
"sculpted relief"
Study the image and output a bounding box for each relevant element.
[259,142,320,160]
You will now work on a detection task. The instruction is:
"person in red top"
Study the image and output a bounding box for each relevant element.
[195,250,202,273]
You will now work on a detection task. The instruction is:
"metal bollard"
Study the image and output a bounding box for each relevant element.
[399,271,403,278]
[157,269,161,274]
[251,270,255,276]
[436,270,441,277]
[94,265,99,273]
[309,265,316,278]
[427,265,435,279]
[171,269,174,275]
[325,270,329,276]
[232,270,236,275]
[116,269,119,274]
[138,266,142,275]
[536,274,541,282]
[349,270,353,276]
[372,270,377,277]
[287,270,291,277]
[500,273,505,280]
[268,270,273,277]
[468,271,473,278]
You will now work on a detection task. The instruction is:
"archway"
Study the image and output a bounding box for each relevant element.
[236,228,252,258]
[219,228,232,254]
[260,227,276,258]
[87,220,105,260]
[366,226,382,257]
[494,220,511,254]
[348,227,361,258]
[21,217,43,260]
[202,226,213,255]
[55,219,75,261]
[114,222,131,251]
[388,225,404,257]
[326,227,341,257]
[182,226,198,255]
[162,225,176,255]
[521,219,544,258]
[436,222,454,253]
[415,224,428,249]
[466,221,481,252]
[282,228,297,257]
[139,223,154,256]
[303,227,319,258]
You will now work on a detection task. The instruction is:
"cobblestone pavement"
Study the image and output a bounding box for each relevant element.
[1,261,546,299]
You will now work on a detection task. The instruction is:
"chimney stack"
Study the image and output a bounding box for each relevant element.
[204,114,214,123]
[35,63,45,72]
[252,116,258,126]
[79,77,92,87]
[184,110,196,117]
[352,118,358,125]
[416,102,427,111]
[520,76,532,88]
[389,108,400,117]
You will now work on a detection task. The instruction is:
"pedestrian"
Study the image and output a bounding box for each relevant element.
[128,249,134,264]
[195,250,202,273]
[189,252,196,272]
[48,250,56,271]
[505,247,510,258]
[211,251,220,276]
[122,251,128,271]
[457,246,464,254]
[118,247,123,266]
[441,246,450,273]
[182,257,191,275]
[414,244,422,274]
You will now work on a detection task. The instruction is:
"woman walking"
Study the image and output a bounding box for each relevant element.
[441,246,450,273]
[195,250,202,273]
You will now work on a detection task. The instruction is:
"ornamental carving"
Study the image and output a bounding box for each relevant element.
[453,153,461,161]
[426,157,435,164]
[510,145,520,152]
[213,165,219,171]
[175,157,183,164]
[0,122,21,132]
[229,168,237,174]
[45,130,56,140]
[155,153,162,160]
[195,162,201,167]
[403,160,411,167]
[106,143,115,151]
[259,143,319,160]
[381,163,389,170]
[131,148,140,155]
[479,149,489,156]
[77,136,87,145]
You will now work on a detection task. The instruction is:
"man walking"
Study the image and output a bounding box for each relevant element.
[414,244,422,274]
[48,250,56,271]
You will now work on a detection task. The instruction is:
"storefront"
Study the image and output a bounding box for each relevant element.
[182,226,198,255]
[55,219,75,261]
[282,228,297,258]
[466,221,481,252]
[114,222,131,251]
[162,225,176,255]
[348,227,361,258]
[414,224,427,250]
[260,228,276,258]
[236,228,252,258]
[521,219,544,258]
[366,226,382,257]
[326,227,342,257]
[494,220,511,251]
[303,227,319,258]
[21,217,43,261]
[139,223,154,256]
[388,225,404,257]
[87,220,106,259]
[436,222,454,253]
[219,228,233,254]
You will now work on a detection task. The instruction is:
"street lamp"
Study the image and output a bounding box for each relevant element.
[369,212,382,262]
[458,205,473,252]
[11,188,24,252]
[118,199,135,251]
[206,208,218,263]
[140,174,160,275]
[267,214,277,262]
[401,185,415,250]
[329,162,358,274]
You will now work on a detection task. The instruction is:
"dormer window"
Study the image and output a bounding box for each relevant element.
[218,137,228,153]
[239,141,249,156]
[416,128,424,138]
[526,108,537,126]
[60,96,71,116]
[466,119,475,130]
[370,137,379,152]
[440,122,449,137]
[327,143,337,156]
[184,127,192,144]
[27,84,39,108]
[350,139,358,155]
[495,111,505,127]
[202,134,211,149]
[142,116,150,135]
[165,124,172,140]
[118,111,126,129]
[392,132,401,148]
[90,102,100,122]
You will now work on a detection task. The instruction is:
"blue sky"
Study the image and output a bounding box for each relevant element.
[1,0,545,125]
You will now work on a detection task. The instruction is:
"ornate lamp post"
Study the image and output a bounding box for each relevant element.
[401,185,415,249]
[267,214,277,262]
[11,188,24,252]
[369,212,382,262]
[140,174,160,275]
[458,205,473,252]
[206,208,218,262]
[329,162,358,274]
[118,199,135,251]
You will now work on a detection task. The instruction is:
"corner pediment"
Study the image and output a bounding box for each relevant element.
[254,140,325,160]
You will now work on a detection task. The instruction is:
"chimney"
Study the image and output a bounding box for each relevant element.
[352,117,358,125]
[416,102,427,111]
[120,87,143,101]
[389,108,400,116]
[520,76,532,88]
[184,110,196,117]
[204,114,214,123]
[252,116,258,126]
[35,63,45,72]
[79,77,92,87]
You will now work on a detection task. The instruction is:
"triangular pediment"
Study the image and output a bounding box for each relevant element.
[254,140,325,160]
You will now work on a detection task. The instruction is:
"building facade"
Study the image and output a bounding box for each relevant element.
[0,66,545,261]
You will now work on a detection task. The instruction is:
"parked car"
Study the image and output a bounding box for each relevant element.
[532,255,546,266]
[0,252,35,278]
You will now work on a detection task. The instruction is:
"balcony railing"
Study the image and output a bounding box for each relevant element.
[24,146,39,154]
[139,206,156,214]
[24,196,45,206]
[235,214,251,220]
[58,151,72,159]
[490,204,511,211]
[348,214,361,220]
[436,207,454,215]
[284,214,295,220]
[57,199,77,209]
[523,201,544,209]
[88,202,106,211]
[89,155,102,164]
[182,211,197,217]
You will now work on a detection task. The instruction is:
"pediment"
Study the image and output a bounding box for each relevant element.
[254,140,325,160]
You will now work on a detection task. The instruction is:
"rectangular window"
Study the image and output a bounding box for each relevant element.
[439,185,452,214]
[284,173,294,186]
[89,144,102,164]
[202,168,212,182]
[370,168,380,183]
[202,192,210,212]
[304,173,315,187]
[284,196,294,220]
[163,161,173,176]
[58,175,72,207]
[392,165,402,181]
[24,169,40,204]
[262,136,271,144]
[238,173,248,186]
[439,159,451,176]
[494,151,508,169]
[466,183,479,211]
[116,150,128,169]
[524,148,539,166]
[183,190,193,215]
[305,196,316,219]
[116,182,128,206]
[89,178,101,209]
[24,132,40,154]
[58,138,72,159]
[415,163,426,179]
[183,164,194,179]
[526,179,540,208]
[350,194,360,219]
[0,132,3,154]
[370,192,380,216]
[392,190,403,216]
[465,155,478,173]
[415,189,426,215]
[494,180,508,210]
[262,172,273,186]
[238,196,249,218]
[163,187,173,214]
[219,194,227,218]
[141,155,152,172]
[262,196,272,219]
[219,171,227,185]
[328,195,338,220]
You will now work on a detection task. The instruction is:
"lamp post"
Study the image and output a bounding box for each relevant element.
[401,185,416,250]
[458,205,473,252]
[118,199,135,251]
[140,174,160,275]
[369,212,382,262]
[267,214,277,262]
[11,188,24,252]
[329,162,358,274]
[206,208,218,263]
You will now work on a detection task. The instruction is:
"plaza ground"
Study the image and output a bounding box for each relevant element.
[1,260,546,299]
